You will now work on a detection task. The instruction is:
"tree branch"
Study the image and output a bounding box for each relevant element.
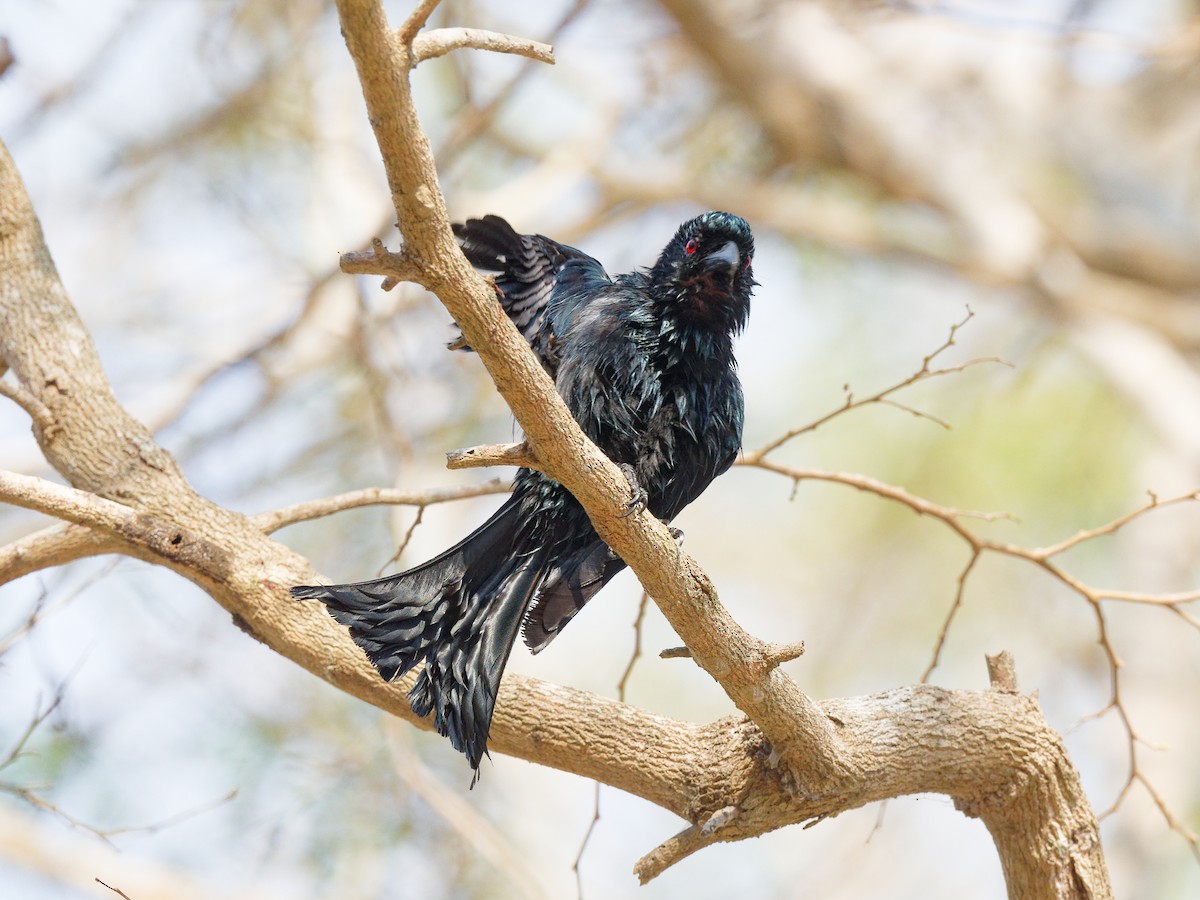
[412,28,554,65]
[445,441,538,471]
[249,478,510,533]
[0,521,121,587]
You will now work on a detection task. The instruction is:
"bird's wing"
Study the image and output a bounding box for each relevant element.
[451,215,602,377]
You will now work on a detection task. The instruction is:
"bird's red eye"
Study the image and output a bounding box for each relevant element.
[744,254,752,270]
[685,238,698,255]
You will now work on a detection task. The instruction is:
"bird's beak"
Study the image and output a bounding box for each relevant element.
[702,240,740,276]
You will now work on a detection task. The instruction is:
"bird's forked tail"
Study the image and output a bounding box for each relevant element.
[291,497,547,778]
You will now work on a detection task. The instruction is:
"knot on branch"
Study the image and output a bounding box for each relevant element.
[340,238,420,291]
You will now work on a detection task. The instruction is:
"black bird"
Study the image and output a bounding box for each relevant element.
[292,212,755,779]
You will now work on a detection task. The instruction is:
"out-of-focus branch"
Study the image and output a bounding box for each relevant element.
[383,721,554,900]
[0,802,274,900]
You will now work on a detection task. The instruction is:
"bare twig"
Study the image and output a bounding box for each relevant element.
[922,551,980,683]
[0,559,122,655]
[95,879,133,900]
[446,441,538,470]
[397,0,441,45]
[616,592,650,703]
[413,28,554,65]
[575,592,650,897]
[572,781,600,900]
[375,505,425,576]
[659,646,692,659]
[744,309,1011,462]
[249,479,509,533]
[746,321,1200,861]
[986,651,1019,693]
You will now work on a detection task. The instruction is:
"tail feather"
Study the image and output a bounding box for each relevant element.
[291,497,551,779]
[522,540,626,654]
[412,545,548,773]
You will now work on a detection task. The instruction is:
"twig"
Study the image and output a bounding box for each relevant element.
[375,505,425,577]
[249,479,509,532]
[659,646,692,659]
[572,781,600,900]
[985,650,1019,693]
[397,0,442,45]
[761,640,806,670]
[446,441,538,470]
[1,688,66,772]
[0,559,122,655]
[413,28,554,65]
[633,823,715,885]
[95,879,132,900]
[616,592,650,702]
[1032,489,1200,560]
[921,551,980,682]
[744,308,1011,462]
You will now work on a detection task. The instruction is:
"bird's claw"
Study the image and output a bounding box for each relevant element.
[617,463,648,518]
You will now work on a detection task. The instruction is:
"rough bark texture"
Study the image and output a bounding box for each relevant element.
[0,3,1113,895]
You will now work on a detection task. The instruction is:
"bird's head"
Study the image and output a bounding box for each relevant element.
[651,211,755,334]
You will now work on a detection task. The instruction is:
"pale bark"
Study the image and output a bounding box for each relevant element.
[0,2,1113,895]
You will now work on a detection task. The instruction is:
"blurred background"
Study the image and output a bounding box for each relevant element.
[2,0,1199,897]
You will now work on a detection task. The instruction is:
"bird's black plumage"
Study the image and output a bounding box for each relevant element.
[292,211,756,780]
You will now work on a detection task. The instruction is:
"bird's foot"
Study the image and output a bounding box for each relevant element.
[617,463,648,518]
